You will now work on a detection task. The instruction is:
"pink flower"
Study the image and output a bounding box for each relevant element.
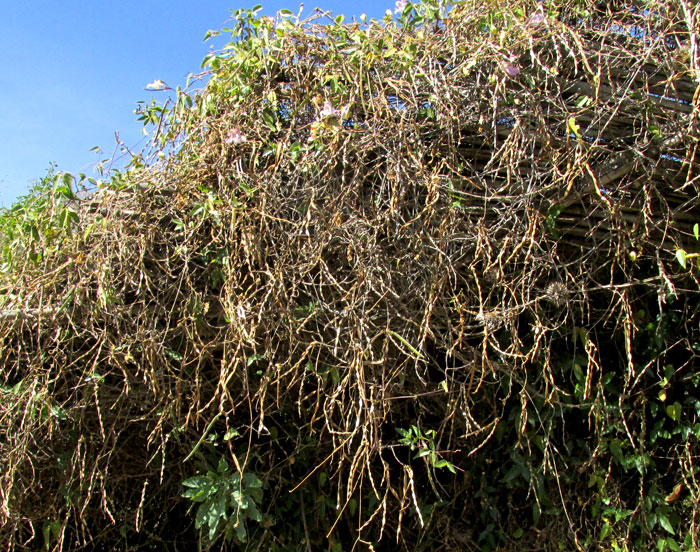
[394,0,407,13]
[225,128,246,144]
[502,61,521,77]
[319,100,341,118]
[529,12,545,24]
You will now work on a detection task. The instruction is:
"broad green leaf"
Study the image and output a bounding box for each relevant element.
[195,502,209,529]
[182,488,208,501]
[208,516,220,541]
[675,249,687,269]
[231,489,243,507]
[609,440,625,467]
[182,475,210,488]
[261,107,277,131]
[212,493,227,521]
[658,513,675,534]
[416,448,431,458]
[694,223,699,240]
[243,473,262,488]
[247,499,262,522]
[235,521,247,542]
[62,172,73,189]
[666,402,682,422]
[500,465,520,483]
[217,456,229,474]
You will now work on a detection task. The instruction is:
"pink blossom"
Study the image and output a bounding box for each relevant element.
[529,12,545,24]
[394,0,407,13]
[502,61,521,77]
[225,128,247,144]
[319,100,341,118]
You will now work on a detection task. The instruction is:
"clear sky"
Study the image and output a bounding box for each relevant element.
[0,0,389,206]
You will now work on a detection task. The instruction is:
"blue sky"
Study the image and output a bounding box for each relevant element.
[0,0,389,206]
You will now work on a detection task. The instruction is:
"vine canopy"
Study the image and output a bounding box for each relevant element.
[1,0,700,550]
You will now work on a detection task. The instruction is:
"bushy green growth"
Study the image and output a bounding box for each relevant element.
[0,164,76,275]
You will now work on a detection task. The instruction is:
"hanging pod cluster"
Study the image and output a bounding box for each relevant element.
[1,1,699,550]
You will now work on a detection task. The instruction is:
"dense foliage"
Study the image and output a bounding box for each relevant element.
[1,0,699,550]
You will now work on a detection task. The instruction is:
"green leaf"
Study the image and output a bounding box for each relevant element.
[666,402,682,422]
[208,517,220,540]
[182,475,211,488]
[433,459,457,473]
[246,353,265,366]
[212,492,227,521]
[348,498,358,517]
[42,520,60,550]
[609,439,625,467]
[217,456,230,474]
[694,223,699,241]
[223,428,240,441]
[182,487,209,501]
[666,537,681,551]
[261,106,277,131]
[247,499,263,522]
[500,465,521,483]
[243,473,262,488]
[634,453,651,475]
[195,501,209,529]
[62,172,73,189]
[231,489,244,507]
[397,427,411,440]
[658,513,675,535]
[675,249,687,269]
[235,520,247,542]
[567,117,582,138]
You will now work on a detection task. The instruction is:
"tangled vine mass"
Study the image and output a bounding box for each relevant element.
[1,0,699,550]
